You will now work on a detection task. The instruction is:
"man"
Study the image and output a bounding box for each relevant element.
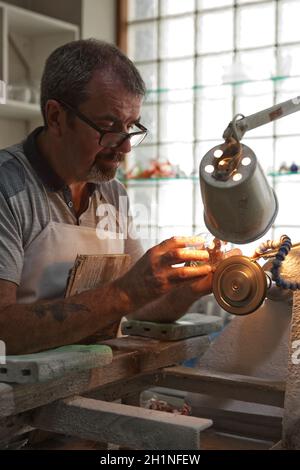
[0,39,213,354]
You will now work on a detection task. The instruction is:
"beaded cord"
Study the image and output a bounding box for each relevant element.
[270,235,299,290]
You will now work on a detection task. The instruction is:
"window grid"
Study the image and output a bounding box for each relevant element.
[126,0,300,252]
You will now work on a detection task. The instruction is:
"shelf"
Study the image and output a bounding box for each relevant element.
[120,176,198,184]
[268,171,300,177]
[0,100,41,119]
[145,75,300,97]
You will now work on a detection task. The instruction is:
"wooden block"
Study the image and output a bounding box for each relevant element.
[0,344,112,384]
[122,314,223,340]
[32,395,212,450]
[158,366,285,407]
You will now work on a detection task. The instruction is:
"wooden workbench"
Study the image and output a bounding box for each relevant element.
[0,335,212,450]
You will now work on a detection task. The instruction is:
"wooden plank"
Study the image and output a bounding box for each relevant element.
[85,373,158,402]
[31,396,212,450]
[157,366,285,407]
[0,336,209,418]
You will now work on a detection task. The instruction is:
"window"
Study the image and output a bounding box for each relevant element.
[121,0,300,253]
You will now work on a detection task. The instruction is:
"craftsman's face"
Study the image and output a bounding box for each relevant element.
[63,71,143,183]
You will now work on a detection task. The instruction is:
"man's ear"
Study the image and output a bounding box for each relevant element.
[45,100,63,136]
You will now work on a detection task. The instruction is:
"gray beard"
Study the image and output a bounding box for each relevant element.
[84,162,118,183]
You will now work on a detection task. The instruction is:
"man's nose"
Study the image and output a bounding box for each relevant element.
[118,136,132,154]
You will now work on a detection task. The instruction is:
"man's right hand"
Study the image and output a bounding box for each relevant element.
[116,236,212,309]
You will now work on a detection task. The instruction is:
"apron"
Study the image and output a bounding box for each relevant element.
[17,187,124,303]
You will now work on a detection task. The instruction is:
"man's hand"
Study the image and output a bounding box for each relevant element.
[117,236,212,309]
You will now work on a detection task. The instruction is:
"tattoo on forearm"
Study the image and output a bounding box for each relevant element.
[32,303,90,322]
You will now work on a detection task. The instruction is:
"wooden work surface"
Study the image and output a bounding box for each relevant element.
[0,335,210,419]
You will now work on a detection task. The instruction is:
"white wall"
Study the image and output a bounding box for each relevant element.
[81,0,116,43]
[0,0,117,148]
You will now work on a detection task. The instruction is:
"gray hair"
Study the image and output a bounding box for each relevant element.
[40,39,146,125]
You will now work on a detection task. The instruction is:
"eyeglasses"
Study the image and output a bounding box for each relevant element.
[57,99,148,149]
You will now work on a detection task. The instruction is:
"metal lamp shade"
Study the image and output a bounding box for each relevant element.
[199,143,278,244]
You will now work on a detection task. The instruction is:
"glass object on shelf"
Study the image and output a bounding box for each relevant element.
[128,0,158,20]
[278,45,300,77]
[160,16,195,59]
[158,180,193,226]
[197,9,233,54]
[198,0,233,8]
[234,48,276,81]
[275,136,300,171]
[236,2,275,49]
[161,0,195,15]
[128,22,158,62]
[275,78,300,135]
[279,0,300,44]
[196,52,233,86]
[160,58,194,102]
[160,101,194,143]
[129,145,157,171]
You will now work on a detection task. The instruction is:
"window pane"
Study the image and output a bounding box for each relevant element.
[158,226,194,243]
[128,22,158,62]
[273,226,300,244]
[275,78,300,135]
[235,48,276,81]
[126,183,158,226]
[242,138,274,176]
[129,145,157,172]
[161,0,195,15]
[278,45,300,77]
[160,59,194,102]
[159,143,194,175]
[128,0,158,20]
[237,3,275,49]
[158,180,193,226]
[279,0,300,44]
[141,103,158,144]
[160,16,195,59]
[197,9,234,53]
[274,176,300,226]
[196,87,233,140]
[198,0,233,8]
[235,81,274,137]
[160,102,194,143]
[137,63,157,92]
[197,53,233,86]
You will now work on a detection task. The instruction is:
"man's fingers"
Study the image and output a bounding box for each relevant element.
[158,236,205,253]
[167,264,212,281]
[161,248,209,265]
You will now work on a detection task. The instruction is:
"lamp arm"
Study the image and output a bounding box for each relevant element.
[223,95,300,141]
